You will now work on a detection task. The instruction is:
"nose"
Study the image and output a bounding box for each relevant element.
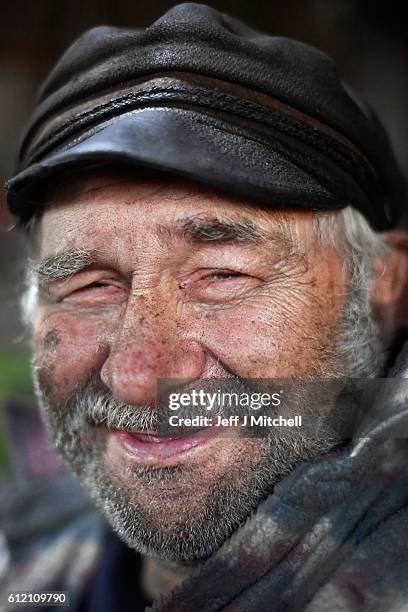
[100,300,206,406]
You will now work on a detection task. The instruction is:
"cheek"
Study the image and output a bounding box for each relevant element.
[34,313,112,403]
[193,281,343,377]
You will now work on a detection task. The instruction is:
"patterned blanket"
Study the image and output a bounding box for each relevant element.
[1,344,408,611]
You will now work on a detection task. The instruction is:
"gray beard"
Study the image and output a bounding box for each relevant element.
[32,279,384,563]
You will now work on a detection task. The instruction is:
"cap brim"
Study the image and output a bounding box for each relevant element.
[7,106,344,221]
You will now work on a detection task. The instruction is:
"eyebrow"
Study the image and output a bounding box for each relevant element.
[157,215,272,245]
[35,248,97,285]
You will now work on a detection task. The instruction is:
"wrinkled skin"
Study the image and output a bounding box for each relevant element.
[35,174,346,392]
[32,169,407,600]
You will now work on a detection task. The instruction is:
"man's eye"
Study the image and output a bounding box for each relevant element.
[69,281,111,294]
[85,282,110,289]
[55,279,127,305]
[209,271,243,280]
[179,269,257,304]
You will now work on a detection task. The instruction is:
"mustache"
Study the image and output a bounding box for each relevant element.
[39,362,358,439]
[61,374,266,436]
[37,368,357,442]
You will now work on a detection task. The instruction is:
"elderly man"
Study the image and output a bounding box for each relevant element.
[2,3,408,611]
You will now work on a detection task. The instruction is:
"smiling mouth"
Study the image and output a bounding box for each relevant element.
[109,425,228,463]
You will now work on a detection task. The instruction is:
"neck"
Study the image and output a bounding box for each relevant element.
[141,556,201,602]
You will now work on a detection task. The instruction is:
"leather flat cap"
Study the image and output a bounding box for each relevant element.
[5,2,406,230]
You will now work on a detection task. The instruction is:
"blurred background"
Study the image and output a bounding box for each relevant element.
[0,0,407,473]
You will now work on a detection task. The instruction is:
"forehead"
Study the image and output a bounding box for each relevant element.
[38,167,310,255]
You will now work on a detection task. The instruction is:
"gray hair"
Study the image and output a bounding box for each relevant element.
[315,206,389,259]
[314,207,390,377]
[315,206,389,294]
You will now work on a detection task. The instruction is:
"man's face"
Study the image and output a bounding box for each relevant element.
[32,170,377,561]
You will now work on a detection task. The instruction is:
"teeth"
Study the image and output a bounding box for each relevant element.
[130,428,204,442]
[130,432,179,443]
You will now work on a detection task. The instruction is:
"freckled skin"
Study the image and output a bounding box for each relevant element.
[34,172,351,486]
[29,168,408,602]
[35,179,347,396]
[41,329,61,351]
[33,170,353,597]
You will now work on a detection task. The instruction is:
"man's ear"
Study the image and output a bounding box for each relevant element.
[370,230,408,337]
